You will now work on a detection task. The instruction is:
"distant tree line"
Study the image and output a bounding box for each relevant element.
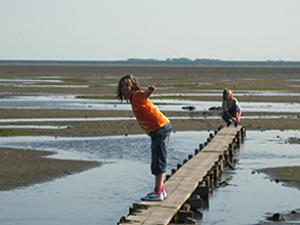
[126,58,300,66]
[1,58,300,66]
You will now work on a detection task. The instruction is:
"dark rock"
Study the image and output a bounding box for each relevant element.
[209,106,222,111]
[182,106,196,111]
[262,209,300,224]
[218,180,229,187]
[267,213,285,221]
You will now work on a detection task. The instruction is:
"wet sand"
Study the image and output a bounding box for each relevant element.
[1,63,300,191]
[0,147,100,190]
[0,108,299,137]
[259,166,300,191]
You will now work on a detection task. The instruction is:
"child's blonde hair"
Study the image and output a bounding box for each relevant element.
[117,74,141,101]
[223,88,233,100]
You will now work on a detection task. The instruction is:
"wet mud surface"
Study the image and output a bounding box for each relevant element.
[0,147,100,190]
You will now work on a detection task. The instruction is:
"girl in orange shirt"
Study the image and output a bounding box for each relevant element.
[117,74,172,201]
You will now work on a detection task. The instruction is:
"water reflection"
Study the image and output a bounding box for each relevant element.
[200,130,300,225]
[0,125,69,129]
[0,83,89,88]
[0,78,89,88]
[0,131,208,225]
[0,130,299,224]
[0,78,63,83]
[1,94,300,112]
[155,90,300,97]
[0,115,298,123]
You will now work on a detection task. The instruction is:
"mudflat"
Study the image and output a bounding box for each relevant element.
[259,166,300,190]
[0,63,300,190]
[0,147,100,190]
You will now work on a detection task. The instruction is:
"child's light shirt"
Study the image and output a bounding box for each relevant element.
[131,90,170,134]
[222,97,240,111]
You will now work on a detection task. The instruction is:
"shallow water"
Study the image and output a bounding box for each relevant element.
[0,130,299,225]
[0,115,297,124]
[200,130,300,225]
[0,125,69,129]
[155,90,300,97]
[1,94,300,112]
[0,78,63,83]
[0,131,207,225]
[0,78,89,88]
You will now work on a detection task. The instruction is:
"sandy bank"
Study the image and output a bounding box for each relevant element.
[0,148,100,191]
[259,166,300,191]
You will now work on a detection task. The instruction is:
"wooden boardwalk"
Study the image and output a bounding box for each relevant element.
[118,125,246,225]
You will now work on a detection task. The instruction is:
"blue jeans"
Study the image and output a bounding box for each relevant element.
[150,122,172,175]
[222,106,240,123]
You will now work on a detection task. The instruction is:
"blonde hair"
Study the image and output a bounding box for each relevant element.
[116,74,141,101]
[223,88,233,100]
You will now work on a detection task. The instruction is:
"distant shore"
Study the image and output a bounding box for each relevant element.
[1,58,300,66]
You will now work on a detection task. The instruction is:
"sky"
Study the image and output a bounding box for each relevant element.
[1,0,300,61]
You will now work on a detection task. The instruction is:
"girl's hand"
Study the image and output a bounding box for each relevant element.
[148,85,156,92]
[144,85,156,98]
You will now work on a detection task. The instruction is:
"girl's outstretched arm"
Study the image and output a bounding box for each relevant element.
[144,85,157,98]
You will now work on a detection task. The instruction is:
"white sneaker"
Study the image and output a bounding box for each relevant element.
[141,190,167,201]
[145,190,167,199]
[163,189,167,199]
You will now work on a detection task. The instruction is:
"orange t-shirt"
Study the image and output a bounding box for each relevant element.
[131,90,170,134]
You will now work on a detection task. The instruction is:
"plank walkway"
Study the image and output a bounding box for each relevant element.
[118,125,246,225]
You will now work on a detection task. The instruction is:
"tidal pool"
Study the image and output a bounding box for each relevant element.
[155,90,300,97]
[0,125,69,129]
[1,94,300,112]
[0,115,297,124]
[0,130,299,225]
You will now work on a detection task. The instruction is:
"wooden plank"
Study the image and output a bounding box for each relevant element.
[216,124,243,135]
[204,136,233,149]
[202,125,243,153]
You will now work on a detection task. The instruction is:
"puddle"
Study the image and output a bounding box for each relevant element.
[288,79,300,87]
[155,90,300,97]
[0,78,89,88]
[288,84,300,88]
[0,125,69,129]
[0,78,63,83]
[1,95,300,112]
[0,130,300,225]
[0,117,136,123]
[0,115,298,124]
[0,83,89,88]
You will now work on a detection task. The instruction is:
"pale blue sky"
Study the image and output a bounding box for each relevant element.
[1,0,299,61]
